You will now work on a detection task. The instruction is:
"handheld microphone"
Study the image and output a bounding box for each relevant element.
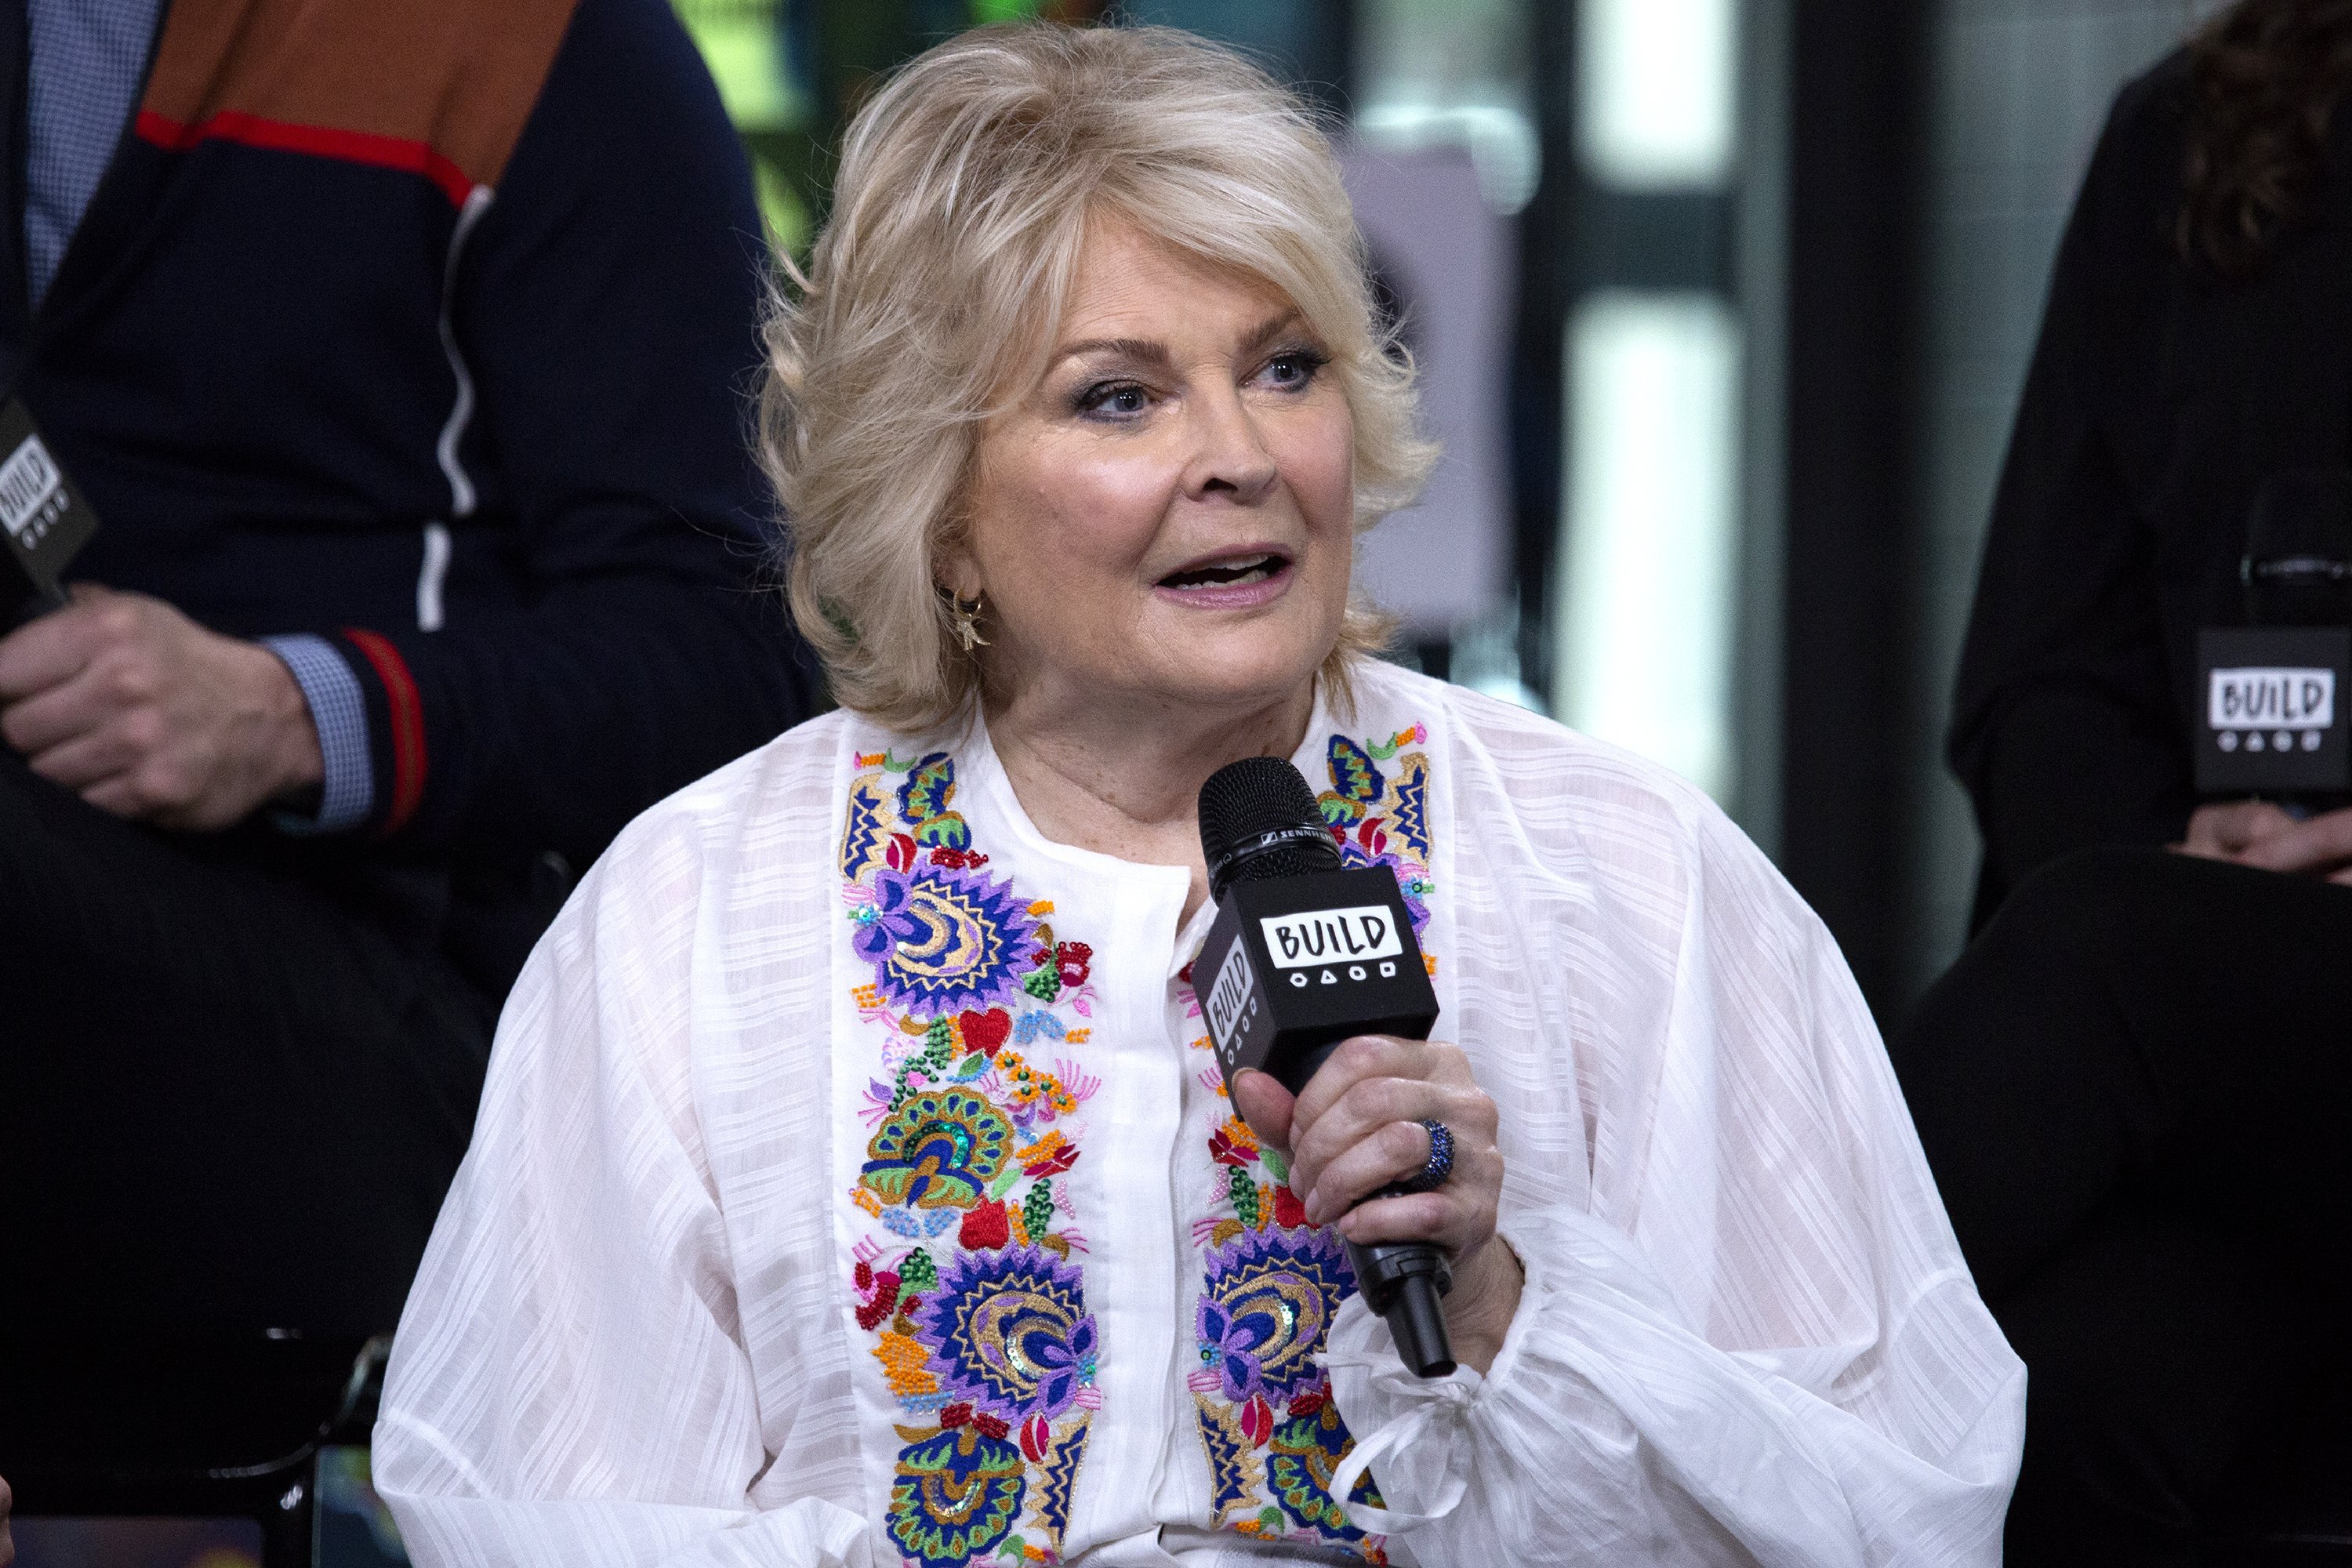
[1193,755,1456,1378]
[2196,469,2351,810]
[0,398,98,625]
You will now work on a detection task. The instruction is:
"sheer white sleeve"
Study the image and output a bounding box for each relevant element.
[1326,717,2024,1567]
[372,806,884,1568]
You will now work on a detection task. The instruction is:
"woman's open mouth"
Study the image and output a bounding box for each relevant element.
[1157,551,1292,593]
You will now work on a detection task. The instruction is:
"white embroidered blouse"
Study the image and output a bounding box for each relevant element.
[376,660,2024,1568]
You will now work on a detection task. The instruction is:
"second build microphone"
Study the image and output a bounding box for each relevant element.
[1193,755,1455,1378]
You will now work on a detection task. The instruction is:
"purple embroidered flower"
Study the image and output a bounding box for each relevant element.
[853,862,1040,1014]
[917,1245,1098,1421]
[1196,1229,1355,1404]
[1338,845,1431,938]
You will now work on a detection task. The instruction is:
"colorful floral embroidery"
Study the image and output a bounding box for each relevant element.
[846,750,1101,1567]
[1181,719,1436,1562]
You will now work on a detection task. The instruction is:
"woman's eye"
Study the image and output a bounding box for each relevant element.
[1261,350,1326,390]
[1078,382,1150,419]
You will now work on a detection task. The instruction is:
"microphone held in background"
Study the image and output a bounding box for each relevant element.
[0,398,98,626]
[2196,468,2352,811]
[1193,755,1457,1378]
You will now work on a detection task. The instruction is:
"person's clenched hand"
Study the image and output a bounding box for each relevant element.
[2178,800,2352,883]
[0,585,323,830]
[1231,1035,1520,1374]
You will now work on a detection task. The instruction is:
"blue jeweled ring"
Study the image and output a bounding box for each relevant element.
[1402,1118,1454,1194]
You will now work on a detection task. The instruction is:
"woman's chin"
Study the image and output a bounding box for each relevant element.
[1135,628,1330,717]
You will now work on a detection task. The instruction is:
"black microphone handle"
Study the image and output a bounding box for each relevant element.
[1287,1040,1458,1379]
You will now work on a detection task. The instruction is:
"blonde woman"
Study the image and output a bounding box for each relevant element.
[377,24,2022,1566]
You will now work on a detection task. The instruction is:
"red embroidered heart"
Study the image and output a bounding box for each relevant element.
[959,1008,1011,1058]
[1273,1185,1309,1230]
[960,1200,1010,1250]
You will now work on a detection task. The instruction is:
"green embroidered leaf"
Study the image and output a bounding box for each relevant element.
[1228,1163,1260,1227]
[988,1166,1022,1200]
[1259,1147,1290,1184]
[1258,1507,1283,1532]
[956,1053,988,1077]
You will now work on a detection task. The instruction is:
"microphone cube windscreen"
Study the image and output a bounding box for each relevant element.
[1196,866,1439,1095]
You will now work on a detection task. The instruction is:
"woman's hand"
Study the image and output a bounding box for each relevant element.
[2177,800,2352,881]
[1231,1036,1522,1374]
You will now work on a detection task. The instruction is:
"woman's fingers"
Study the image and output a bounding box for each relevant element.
[1287,1033,1470,1134]
[1229,1068,1296,1151]
[2238,804,2352,877]
[2177,800,2298,859]
[1301,1112,1443,1224]
[1284,1038,1498,1223]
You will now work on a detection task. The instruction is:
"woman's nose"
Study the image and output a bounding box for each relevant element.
[1185,389,1279,505]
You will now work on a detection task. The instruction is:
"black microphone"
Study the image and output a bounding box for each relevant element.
[1194,755,1456,1378]
[2196,468,2351,811]
[0,397,98,625]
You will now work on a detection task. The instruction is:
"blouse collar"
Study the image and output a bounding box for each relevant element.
[949,677,1343,982]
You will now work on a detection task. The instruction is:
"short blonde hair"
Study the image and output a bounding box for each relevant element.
[760,22,1436,730]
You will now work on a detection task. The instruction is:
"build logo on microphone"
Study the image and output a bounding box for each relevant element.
[2198,627,2351,795]
[1258,906,1406,989]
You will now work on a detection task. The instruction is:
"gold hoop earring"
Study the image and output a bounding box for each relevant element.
[949,593,989,652]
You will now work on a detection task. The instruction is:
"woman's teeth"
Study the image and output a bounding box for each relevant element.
[1164,554,1280,588]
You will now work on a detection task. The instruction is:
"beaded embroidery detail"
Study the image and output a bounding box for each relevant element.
[1180,721,1436,1562]
[844,748,1102,1568]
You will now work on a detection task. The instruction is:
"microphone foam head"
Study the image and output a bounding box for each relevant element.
[1197,755,1341,901]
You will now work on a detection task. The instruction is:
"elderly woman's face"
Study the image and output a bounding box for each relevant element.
[950,221,1355,722]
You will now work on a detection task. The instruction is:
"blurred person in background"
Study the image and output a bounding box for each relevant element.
[0,0,813,1381]
[1896,1,2352,1560]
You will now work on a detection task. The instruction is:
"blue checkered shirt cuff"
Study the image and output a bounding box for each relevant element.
[261,633,375,834]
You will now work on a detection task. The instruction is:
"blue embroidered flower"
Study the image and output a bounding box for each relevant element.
[1013,1009,1065,1046]
[862,1089,1014,1210]
[1196,1229,1355,1404]
[887,1426,1026,1567]
[1268,1406,1378,1541]
[898,751,958,826]
[854,862,1040,1014]
[1327,735,1385,807]
[916,1245,1098,1421]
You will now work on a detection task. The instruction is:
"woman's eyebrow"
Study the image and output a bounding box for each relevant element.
[1236,310,1305,357]
[1049,312,1307,373]
[1051,336,1171,370]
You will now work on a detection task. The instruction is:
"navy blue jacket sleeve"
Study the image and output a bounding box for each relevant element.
[329,0,815,863]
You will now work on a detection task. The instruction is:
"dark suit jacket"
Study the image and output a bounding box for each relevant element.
[1950,45,2352,927]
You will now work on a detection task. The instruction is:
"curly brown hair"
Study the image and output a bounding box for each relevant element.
[2180,0,2352,274]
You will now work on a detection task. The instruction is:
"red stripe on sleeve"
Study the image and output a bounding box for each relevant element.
[342,629,429,833]
[136,107,477,208]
